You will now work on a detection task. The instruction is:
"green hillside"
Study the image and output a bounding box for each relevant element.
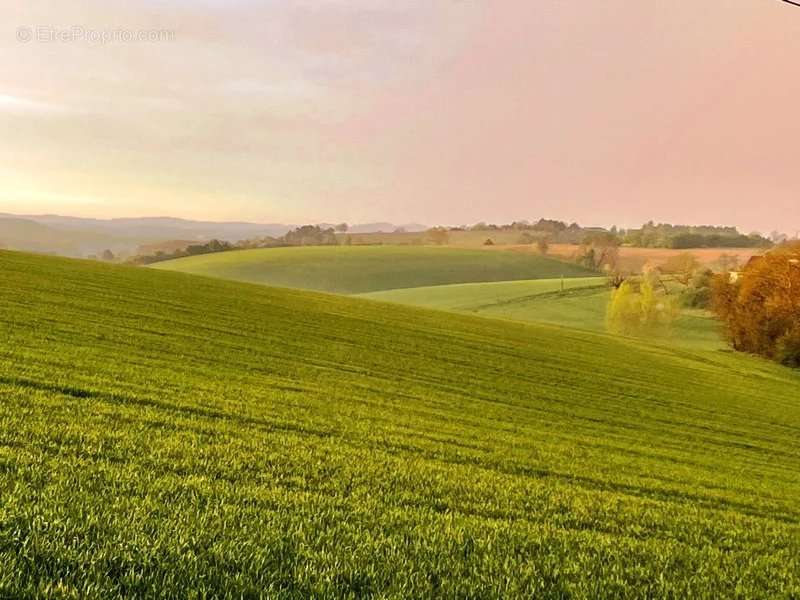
[362,278,724,349]
[2,251,800,597]
[359,276,604,310]
[152,246,596,294]
[360,277,613,335]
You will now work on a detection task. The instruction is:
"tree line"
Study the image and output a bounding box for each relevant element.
[452,219,776,249]
[129,225,341,265]
[622,222,772,249]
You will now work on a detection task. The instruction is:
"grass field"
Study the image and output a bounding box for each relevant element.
[2,251,800,597]
[361,277,724,350]
[152,246,596,294]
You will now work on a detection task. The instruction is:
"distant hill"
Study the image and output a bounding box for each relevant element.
[331,222,428,234]
[0,217,128,257]
[0,213,427,257]
[0,214,293,242]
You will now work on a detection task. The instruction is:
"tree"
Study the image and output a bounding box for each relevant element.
[579,232,620,272]
[712,243,800,366]
[283,225,337,246]
[606,280,640,335]
[715,253,740,273]
[580,247,597,270]
[335,223,349,233]
[607,275,680,336]
[608,271,626,289]
[531,219,567,233]
[427,228,450,245]
[536,238,549,256]
[205,239,228,253]
[185,239,232,255]
[101,249,115,261]
[660,253,701,286]
[771,230,788,244]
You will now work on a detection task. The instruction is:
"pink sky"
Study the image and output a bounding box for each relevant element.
[2,0,800,234]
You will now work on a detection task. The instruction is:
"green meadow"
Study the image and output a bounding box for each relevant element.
[152,246,596,294]
[362,278,724,350]
[1,250,800,597]
[359,276,606,311]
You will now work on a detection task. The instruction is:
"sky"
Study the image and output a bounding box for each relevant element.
[2,0,800,233]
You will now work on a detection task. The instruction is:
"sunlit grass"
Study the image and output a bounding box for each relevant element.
[152,245,596,294]
[1,251,799,597]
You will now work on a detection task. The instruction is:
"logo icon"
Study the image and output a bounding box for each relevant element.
[16,27,32,43]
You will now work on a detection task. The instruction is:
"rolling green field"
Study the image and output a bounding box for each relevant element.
[2,251,800,597]
[362,278,724,350]
[359,276,605,311]
[152,246,596,294]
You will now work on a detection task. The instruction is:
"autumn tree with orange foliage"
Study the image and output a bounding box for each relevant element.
[712,243,800,367]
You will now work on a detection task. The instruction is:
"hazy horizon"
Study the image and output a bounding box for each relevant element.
[1,210,789,236]
[4,0,800,234]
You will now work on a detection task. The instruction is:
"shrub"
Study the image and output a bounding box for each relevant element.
[681,269,714,309]
[776,327,800,368]
[682,286,712,309]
